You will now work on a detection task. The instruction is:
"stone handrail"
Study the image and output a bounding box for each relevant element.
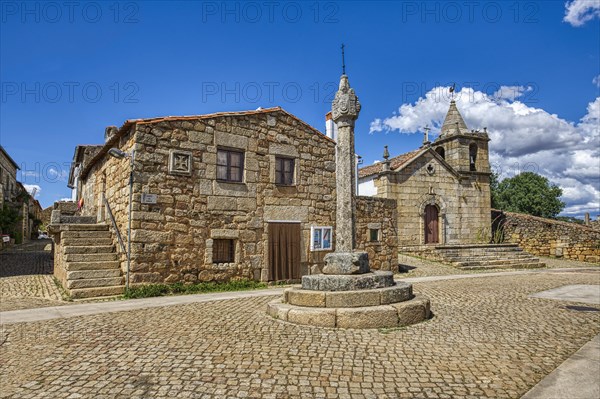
[102,193,126,254]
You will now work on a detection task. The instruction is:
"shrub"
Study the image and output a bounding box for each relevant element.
[123,279,268,299]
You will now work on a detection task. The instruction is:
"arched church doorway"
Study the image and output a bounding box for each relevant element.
[424,204,439,244]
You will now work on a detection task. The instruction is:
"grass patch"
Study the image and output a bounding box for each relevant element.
[123,279,269,299]
[52,276,73,301]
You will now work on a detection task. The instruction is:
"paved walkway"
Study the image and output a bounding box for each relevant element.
[1,271,598,398]
[1,267,597,325]
[0,240,64,311]
[522,334,600,399]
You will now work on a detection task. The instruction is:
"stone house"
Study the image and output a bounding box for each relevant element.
[359,100,492,247]
[0,145,19,207]
[68,107,397,286]
[1,146,41,242]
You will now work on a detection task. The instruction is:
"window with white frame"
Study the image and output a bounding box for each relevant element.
[310,226,332,251]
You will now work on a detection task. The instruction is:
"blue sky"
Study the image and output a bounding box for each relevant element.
[1,1,599,216]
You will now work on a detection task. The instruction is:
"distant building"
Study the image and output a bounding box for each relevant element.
[0,146,41,242]
[358,100,492,247]
[0,145,19,206]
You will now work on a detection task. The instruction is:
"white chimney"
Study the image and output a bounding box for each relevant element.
[325,112,338,142]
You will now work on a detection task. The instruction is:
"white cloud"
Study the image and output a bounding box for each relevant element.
[22,184,42,198]
[593,75,600,88]
[564,0,600,27]
[370,86,600,217]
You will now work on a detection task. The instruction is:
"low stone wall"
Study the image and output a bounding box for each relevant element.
[356,196,398,271]
[494,210,600,263]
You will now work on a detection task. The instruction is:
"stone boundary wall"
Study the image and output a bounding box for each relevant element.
[356,196,398,271]
[494,210,600,263]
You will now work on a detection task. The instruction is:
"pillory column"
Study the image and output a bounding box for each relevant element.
[331,74,361,252]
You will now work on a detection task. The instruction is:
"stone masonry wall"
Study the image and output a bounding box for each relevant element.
[84,111,339,284]
[356,196,398,271]
[80,127,138,273]
[497,210,600,263]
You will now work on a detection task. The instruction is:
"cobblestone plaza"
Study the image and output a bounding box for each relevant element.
[1,242,599,398]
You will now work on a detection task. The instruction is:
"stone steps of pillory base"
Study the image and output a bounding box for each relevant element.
[267,294,431,329]
[62,230,113,239]
[70,285,125,299]
[65,261,121,271]
[61,238,114,246]
[65,253,118,262]
[301,271,395,291]
[285,283,413,308]
[67,269,123,280]
[67,276,124,289]
[62,245,116,255]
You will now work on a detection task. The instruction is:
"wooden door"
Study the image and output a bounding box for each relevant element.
[268,223,301,281]
[424,205,439,244]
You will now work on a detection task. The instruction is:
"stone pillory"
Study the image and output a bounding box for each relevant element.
[267,73,431,329]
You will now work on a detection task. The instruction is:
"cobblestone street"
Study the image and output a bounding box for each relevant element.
[0,240,65,311]
[1,268,599,398]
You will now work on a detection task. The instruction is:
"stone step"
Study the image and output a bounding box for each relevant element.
[67,277,124,289]
[459,262,546,270]
[60,224,109,231]
[63,245,115,255]
[61,238,114,246]
[62,231,113,239]
[444,254,536,262]
[455,259,544,268]
[67,269,122,280]
[60,216,97,224]
[440,249,524,256]
[65,253,118,262]
[70,285,125,299]
[65,261,121,271]
[453,257,541,267]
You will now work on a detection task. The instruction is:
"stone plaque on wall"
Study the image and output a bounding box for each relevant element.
[169,150,192,176]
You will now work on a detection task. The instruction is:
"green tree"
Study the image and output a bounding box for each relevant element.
[493,172,565,218]
[490,170,500,209]
[0,204,21,236]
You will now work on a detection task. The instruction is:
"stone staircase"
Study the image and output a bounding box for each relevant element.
[54,224,125,299]
[400,243,545,270]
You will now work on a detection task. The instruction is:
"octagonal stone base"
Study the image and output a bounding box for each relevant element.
[302,271,395,291]
[267,294,431,329]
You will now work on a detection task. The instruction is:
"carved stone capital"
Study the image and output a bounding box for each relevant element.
[332,75,361,123]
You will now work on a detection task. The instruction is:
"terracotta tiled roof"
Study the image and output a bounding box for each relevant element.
[358,148,423,178]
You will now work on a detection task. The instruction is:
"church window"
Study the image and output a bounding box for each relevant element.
[435,147,445,159]
[469,144,478,171]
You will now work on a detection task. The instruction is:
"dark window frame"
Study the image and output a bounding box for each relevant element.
[275,156,295,186]
[369,228,380,242]
[217,148,245,183]
[213,239,235,263]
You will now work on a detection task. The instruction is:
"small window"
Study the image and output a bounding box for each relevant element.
[369,229,380,242]
[435,146,445,160]
[217,149,244,182]
[469,144,478,171]
[275,157,295,185]
[213,239,235,263]
[310,226,332,251]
